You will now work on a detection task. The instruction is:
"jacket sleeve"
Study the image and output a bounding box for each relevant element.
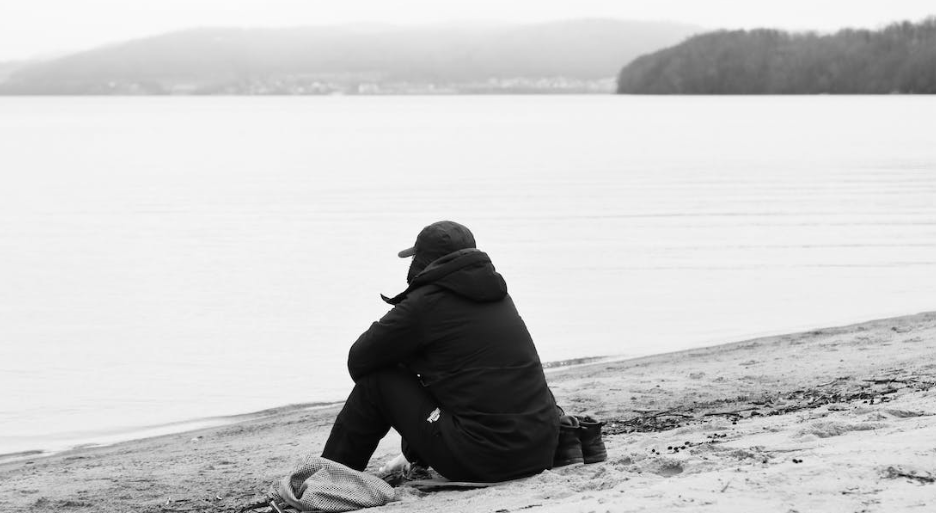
[347,297,423,382]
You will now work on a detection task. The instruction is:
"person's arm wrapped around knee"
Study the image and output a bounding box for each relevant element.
[347,298,423,381]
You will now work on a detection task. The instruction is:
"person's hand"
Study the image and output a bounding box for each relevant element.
[378,453,410,474]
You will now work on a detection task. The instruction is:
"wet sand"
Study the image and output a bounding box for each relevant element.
[2,312,935,512]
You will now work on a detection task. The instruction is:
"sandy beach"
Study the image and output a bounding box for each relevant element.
[3,312,935,512]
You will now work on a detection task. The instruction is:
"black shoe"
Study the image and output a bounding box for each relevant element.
[405,463,433,481]
[576,415,607,464]
[552,415,584,467]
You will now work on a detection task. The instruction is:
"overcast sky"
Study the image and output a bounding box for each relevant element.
[1,0,934,61]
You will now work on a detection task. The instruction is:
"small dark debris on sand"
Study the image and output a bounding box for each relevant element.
[604,374,935,436]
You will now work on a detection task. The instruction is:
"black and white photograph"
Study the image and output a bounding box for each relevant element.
[1,1,935,512]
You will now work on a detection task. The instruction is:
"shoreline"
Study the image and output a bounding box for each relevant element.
[1,357,621,462]
[7,310,921,462]
[2,311,935,512]
[3,310,931,464]
[0,401,345,465]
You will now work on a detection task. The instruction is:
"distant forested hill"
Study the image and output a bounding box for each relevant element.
[617,18,936,94]
[0,20,700,95]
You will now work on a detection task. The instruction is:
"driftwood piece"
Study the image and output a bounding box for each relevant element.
[864,376,918,384]
[884,466,936,484]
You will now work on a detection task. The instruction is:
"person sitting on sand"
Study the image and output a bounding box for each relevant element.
[320,220,559,482]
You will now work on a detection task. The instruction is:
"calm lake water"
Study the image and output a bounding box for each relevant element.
[1,96,934,456]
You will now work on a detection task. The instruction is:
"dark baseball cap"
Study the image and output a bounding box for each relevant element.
[398,221,477,259]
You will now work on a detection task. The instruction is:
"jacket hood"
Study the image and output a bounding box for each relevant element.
[382,248,508,305]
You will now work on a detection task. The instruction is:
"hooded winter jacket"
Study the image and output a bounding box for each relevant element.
[347,248,558,481]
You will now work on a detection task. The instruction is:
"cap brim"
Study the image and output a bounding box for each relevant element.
[397,246,416,258]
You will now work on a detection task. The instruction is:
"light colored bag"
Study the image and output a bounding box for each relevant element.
[273,456,395,512]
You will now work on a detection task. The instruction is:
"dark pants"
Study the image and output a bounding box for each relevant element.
[321,367,472,480]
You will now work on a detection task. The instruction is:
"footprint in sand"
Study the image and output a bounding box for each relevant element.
[644,458,685,477]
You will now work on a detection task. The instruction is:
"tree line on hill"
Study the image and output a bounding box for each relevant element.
[617,17,936,94]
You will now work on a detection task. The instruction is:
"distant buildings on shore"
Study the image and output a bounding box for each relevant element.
[75,76,616,95]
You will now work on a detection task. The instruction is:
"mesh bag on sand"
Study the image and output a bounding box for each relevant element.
[272,455,395,512]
